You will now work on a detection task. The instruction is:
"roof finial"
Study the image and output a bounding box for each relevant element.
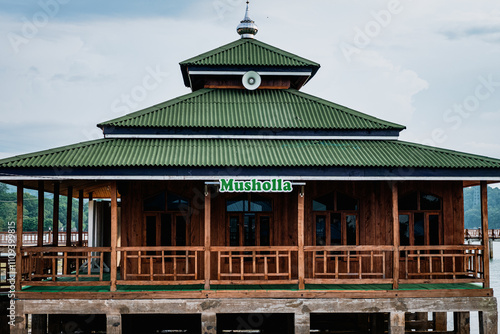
[237,1,258,39]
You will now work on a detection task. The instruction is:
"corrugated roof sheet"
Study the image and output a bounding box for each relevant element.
[99,89,405,131]
[1,139,500,169]
[180,38,320,68]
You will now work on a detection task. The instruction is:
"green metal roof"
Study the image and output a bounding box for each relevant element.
[180,38,320,69]
[2,138,500,169]
[98,89,405,131]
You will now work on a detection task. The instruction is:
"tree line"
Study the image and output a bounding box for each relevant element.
[464,186,500,229]
[0,183,88,232]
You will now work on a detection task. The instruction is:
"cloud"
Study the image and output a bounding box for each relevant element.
[439,11,500,43]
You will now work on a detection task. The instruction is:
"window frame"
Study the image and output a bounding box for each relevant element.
[312,192,360,247]
[398,191,443,247]
[225,194,273,247]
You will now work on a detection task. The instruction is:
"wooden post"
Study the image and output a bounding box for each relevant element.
[295,312,310,334]
[392,182,400,290]
[78,189,84,247]
[107,314,122,334]
[433,312,447,332]
[110,182,118,292]
[389,312,405,334]
[15,181,23,292]
[479,310,498,334]
[53,183,60,247]
[32,314,48,334]
[298,186,305,290]
[37,181,44,247]
[204,185,211,290]
[481,181,490,289]
[66,186,73,247]
[454,312,470,334]
[201,313,216,334]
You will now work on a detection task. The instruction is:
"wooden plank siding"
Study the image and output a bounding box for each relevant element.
[116,180,468,284]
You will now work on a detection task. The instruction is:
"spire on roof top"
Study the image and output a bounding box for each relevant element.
[237,1,258,39]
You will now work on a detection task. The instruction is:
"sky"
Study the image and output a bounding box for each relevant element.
[0,0,500,167]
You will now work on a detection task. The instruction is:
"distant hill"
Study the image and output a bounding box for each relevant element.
[464,186,500,229]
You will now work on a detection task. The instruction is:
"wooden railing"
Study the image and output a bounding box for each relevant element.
[400,245,484,284]
[118,247,204,285]
[13,244,487,289]
[21,247,111,286]
[464,229,500,240]
[212,246,299,285]
[304,246,394,284]
[0,231,88,246]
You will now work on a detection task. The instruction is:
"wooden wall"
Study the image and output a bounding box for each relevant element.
[119,180,465,248]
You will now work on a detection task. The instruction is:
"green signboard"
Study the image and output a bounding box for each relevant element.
[219,178,293,193]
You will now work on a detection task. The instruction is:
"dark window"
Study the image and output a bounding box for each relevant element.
[226,195,273,247]
[313,192,359,246]
[399,192,418,211]
[144,192,166,212]
[399,191,442,247]
[143,192,190,248]
[316,215,327,246]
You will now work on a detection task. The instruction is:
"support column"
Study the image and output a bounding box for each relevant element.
[454,312,470,334]
[479,310,498,334]
[298,186,305,290]
[433,312,447,332]
[66,186,73,247]
[32,314,48,334]
[12,299,26,334]
[389,312,405,334]
[295,312,310,334]
[107,314,122,334]
[481,181,490,288]
[110,182,118,292]
[37,181,44,247]
[52,183,59,247]
[78,189,84,247]
[201,313,217,334]
[392,182,400,290]
[15,181,23,292]
[204,185,211,290]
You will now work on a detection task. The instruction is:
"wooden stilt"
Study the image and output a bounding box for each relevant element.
[389,312,405,334]
[295,312,310,334]
[107,314,122,334]
[201,313,216,334]
[481,181,490,289]
[32,314,48,334]
[479,310,498,334]
[110,182,118,292]
[204,185,211,290]
[66,186,73,247]
[298,186,305,290]
[454,312,470,334]
[392,182,400,290]
[37,181,44,247]
[15,181,23,292]
[53,183,59,247]
[78,189,84,247]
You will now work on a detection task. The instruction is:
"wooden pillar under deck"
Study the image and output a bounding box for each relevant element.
[295,312,310,334]
[433,312,447,332]
[298,186,305,290]
[52,183,59,247]
[392,182,400,290]
[481,181,490,289]
[15,181,23,292]
[78,189,84,247]
[110,182,118,292]
[479,310,498,334]
[201,313,216,334]
[107,314,122,334]
[454,312,470,334]
[66,186,73,247]
[204,185,211,290]
[32,314,48,334]
[389,312,405,334]
[37,181,44,247]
